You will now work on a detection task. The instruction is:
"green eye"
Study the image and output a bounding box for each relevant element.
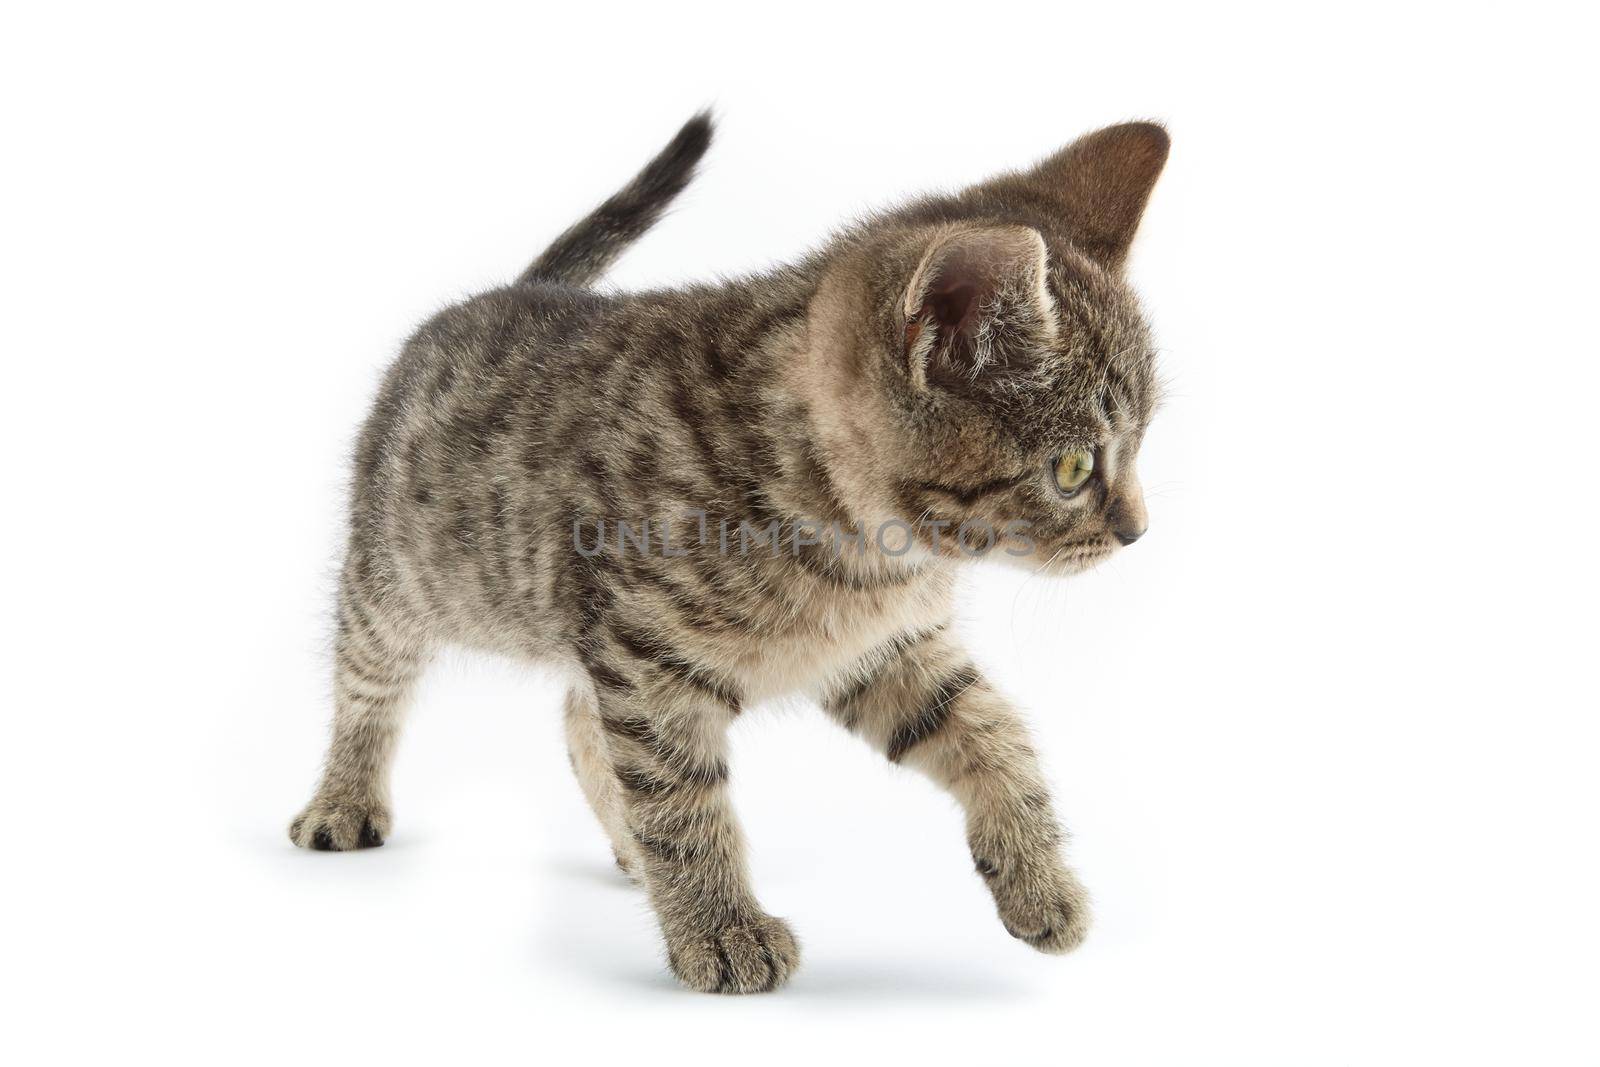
[1053,450,1095,495]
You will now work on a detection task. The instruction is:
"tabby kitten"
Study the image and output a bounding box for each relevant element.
[291,113,1168,993]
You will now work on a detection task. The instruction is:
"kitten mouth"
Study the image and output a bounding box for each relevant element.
[1048,540,1114,573]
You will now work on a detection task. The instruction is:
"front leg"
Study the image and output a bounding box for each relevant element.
[588,626,799,993]
[825,623,1089,953]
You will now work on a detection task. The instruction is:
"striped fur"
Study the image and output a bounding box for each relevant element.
[291,116,1169,992]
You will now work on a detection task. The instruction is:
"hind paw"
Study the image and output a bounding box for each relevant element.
[289,796,389,851]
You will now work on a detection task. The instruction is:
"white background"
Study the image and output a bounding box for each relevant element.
[5,2,1596,1063]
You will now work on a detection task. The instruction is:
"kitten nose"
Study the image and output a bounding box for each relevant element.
[1108,494,1148,547]
[1107,486,1145,547]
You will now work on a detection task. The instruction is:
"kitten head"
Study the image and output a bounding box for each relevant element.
[808,122,1169,575]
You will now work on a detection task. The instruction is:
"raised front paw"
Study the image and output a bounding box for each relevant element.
[289,795,389,851]
[976,853,1091,954]
[665,914,800,994]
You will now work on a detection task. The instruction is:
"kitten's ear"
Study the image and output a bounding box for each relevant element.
[902,226,1055,389]
[1006,122,1169,268]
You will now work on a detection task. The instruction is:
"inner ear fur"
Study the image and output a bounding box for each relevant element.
[902,226,1054,389]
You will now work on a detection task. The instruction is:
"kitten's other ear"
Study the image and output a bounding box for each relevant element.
[998,121,1169,269]
[902,226,1054,390]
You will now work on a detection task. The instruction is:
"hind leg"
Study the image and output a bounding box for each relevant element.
[563,687,641,876]
[291,587,429,851]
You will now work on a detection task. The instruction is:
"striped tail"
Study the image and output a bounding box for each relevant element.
[518,111,714,288]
